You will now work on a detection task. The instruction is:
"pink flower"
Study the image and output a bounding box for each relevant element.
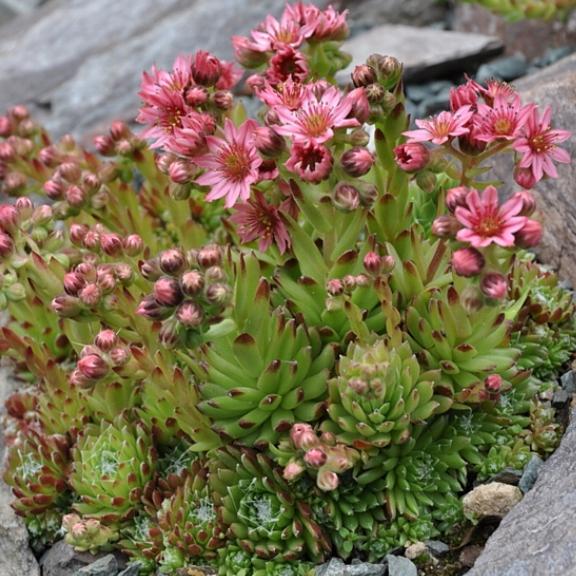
[250,12,314,52]
[216,61,242,91]
[473,96,534,143]
[229,191,291,254]
[480,79,518,106]
[285,141,333,183]
[267,46,309,84]
[232,35,268,68]
[394,142,430,172]
[170,111,215,157]
[484,374,502,391]
[276,85,358,144]
[455,186,527,248]
[307,5,349,42]
[403,106,473,145]
[191,51,222,87]
[194,119,262,208]
[513,106,571,183]
[450,79,481,112]
[256,77,313,111]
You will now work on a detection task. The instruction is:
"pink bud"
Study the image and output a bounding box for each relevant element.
[109,347,130,367]
[63,272,86,296]
[197,245,222,268]
[70,224,89,246]
[15,197,33,219]
[253,127,285,158]
[484,374,502,391]
[97,272,116,294]
[514,166,537,190]
[206,283,230,304]
[394,143,430,173]
[153,277,183,307]
[480,273,508,300]
[452,248,485,277]
[95,329,118,352]
[0,204,19,234]
[232,36,268,68]
[192,51,222,86]
[348,87,370,124]
[181,270,205,296]
[124,234,143,256]
[431,215,459,239]
[75,262,96,280]
[445,186,470,213]
[82,172,101,192]
[137,295,169,320]
[94,134,114,156]
[32,204,53,225]
[185,86,209,106]
[168,160,195,184]
[114,263,133,284]
[213,90,234,111]
[176,301,203,327]
[290,423,317,450]
[363,252,383,274]
[79,283,102,306]
[511,190,536,217]
[304,448,327,468]
[317,469,339,491]
[0,231,14,257]
[341,147,375,178]
[58,162,81,182]
[327,279,344,296]
[515,219,542,248]
[283,461,305,481]
[110,121,129,141]
[332,183,360,211]
[51,295,82,318]
[0,115,12,137]
[100,233,124,256]
[0,141,15,161]
[349,378,368,394]
[3,172,26,193]
[352,64,377,88]
[78,353,108,380]
[139,258,162,281]
[10,105,29,120]
[83,230,101,251]
[159,249,186,275]
[65,185,86,207]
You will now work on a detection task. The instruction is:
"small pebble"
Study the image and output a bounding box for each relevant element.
[405,541,429,560]
[459,544,483,568]
[560,370,576,394]
[425,540,450,557]
[519,454,544,494]
[552,389,570,408]
[386,555,418,576]
[485,467,522,486]
[462,482,523,520]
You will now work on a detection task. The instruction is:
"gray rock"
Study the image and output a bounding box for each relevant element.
[0,0,310,139]
[476,54,528,83]
[484,467,522,486]
[466,409,576,575]
[1,0,49,14]
[77,554,118,576]
[339,24,502,83]
[386,555,417,576]
[425,540,450,557]
[518,454,544,494]
[489,54,576,287]
[0,3,17,27]
[561,370,576,394]
[315,558,386,576]
[552,389,571,408]
[0,369,41,576]
[316,558,346,576]
[117,565,141,576]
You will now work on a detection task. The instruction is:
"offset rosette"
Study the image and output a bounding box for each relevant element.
[211,446,331,563]
[70,420,156,523]
[324,334,442,449]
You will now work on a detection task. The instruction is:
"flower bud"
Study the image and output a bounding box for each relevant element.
[317,469,339,491]
[58,162,81,182]
[114,263,133,284]
[332,183,360,211]
[63,272,86,296]
[0,141,15,162]
[349,128,370,147]
[363,252,383,274]
[514,166,537,190]
[124,234,143,256]
[15,197,33,219]
[75,262,96,280]
[484,374,502,391]
[0,116,12,137]
[253,127,285,158]
[69,369,93,389]
[0,232,14,258]
[233,36,268,68]
[197,244,221,268]
[100,233,124,256]
[70,223,89,246]
[81,172,101,192]
[206,283,230,305]
[512,190,536,217]
[283,461,305,481]
[452,248,485,277]
[3,172,26,194]
[446,186,470,213]
[176,301,203,327]
[204,265,225,283]
[83,230,101,251]
[192,51,222,86]
[10,105,29,121]
[185,86,209,106]
[304,448,327,468]
[97,271,116,294]
[341,147,374,178]
[95,329,119,352]
[481,273,508,300]
[290,423,317,450]
[168,160,195,185]
[352,64,377,88]
[364,83,385,104]
[213,90,234,111]
[327,279,344,296]
[431,215,459,239]
[394,143,430,173]
[78,354,108,380]
[110,121,129,141]
[51,295,82,318]
[139,258,162,281]
[136,294,171,320]
[65,185,86,207]
[180,270,205,296]
[370,54,403,88]
[153,277,183,307]
[515,219,542,248]
[0,205,19,234]
[109,347,130,367]
[94,135,115,156]
[159,249,186,275]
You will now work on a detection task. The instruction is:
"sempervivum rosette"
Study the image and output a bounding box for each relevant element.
[70,419,157,523]
[211,445,331,563]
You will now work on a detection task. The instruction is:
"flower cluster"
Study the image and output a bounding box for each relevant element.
[0,3,573,576]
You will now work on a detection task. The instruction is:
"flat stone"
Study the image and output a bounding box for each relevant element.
[117,565,141,576]
[0,369,40,576]
[489,54,576,286]
[316,559,386,576]
[77,555,118,576]
[386,555,417,576]
[316,558,346,576]
[339,24,502,83]
[466,409,576,575]
[561,371,576,394]
[552,389,571,409]
[0,0,306,139]
[476,54,529,83]
[518,454,544,494]
[425,540,450,557]
[484,467,522,486]
[462,483,523,520]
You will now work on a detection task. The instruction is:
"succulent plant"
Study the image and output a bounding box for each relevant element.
[157,459,227,572]
[118,512,164,575]
[70,420,157,523]
[197,254,334,448]
[211,446,331,563]
[62,513,119,553]
[25,509,64,554]
[323,326,444,449]
[3,430,70,517]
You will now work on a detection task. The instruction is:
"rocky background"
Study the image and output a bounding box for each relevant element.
[1,1,575,575]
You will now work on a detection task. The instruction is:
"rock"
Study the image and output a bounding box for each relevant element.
[0,369,41,576]
[339,24,502,83]
[451,3,576,61]
[459,544,483,568]
[386,555,417,576]
[1,0,49,14]
[0,3,17,27]
[476,54,529,83]
[77,554,118,576]
[336,0,449,33]
[316,559,346,576]
[485,467,522,486]
[315,559,386,576]
[0,0,310,139]
[466,407,576,575]
[117,565,141,576]
[404,541,429,560]
[489,54,576,286]
[425,540,450,557]
[552,389,571,408]
[561,370,576,394]
[518,454,544,494]
[462,482,523,520]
